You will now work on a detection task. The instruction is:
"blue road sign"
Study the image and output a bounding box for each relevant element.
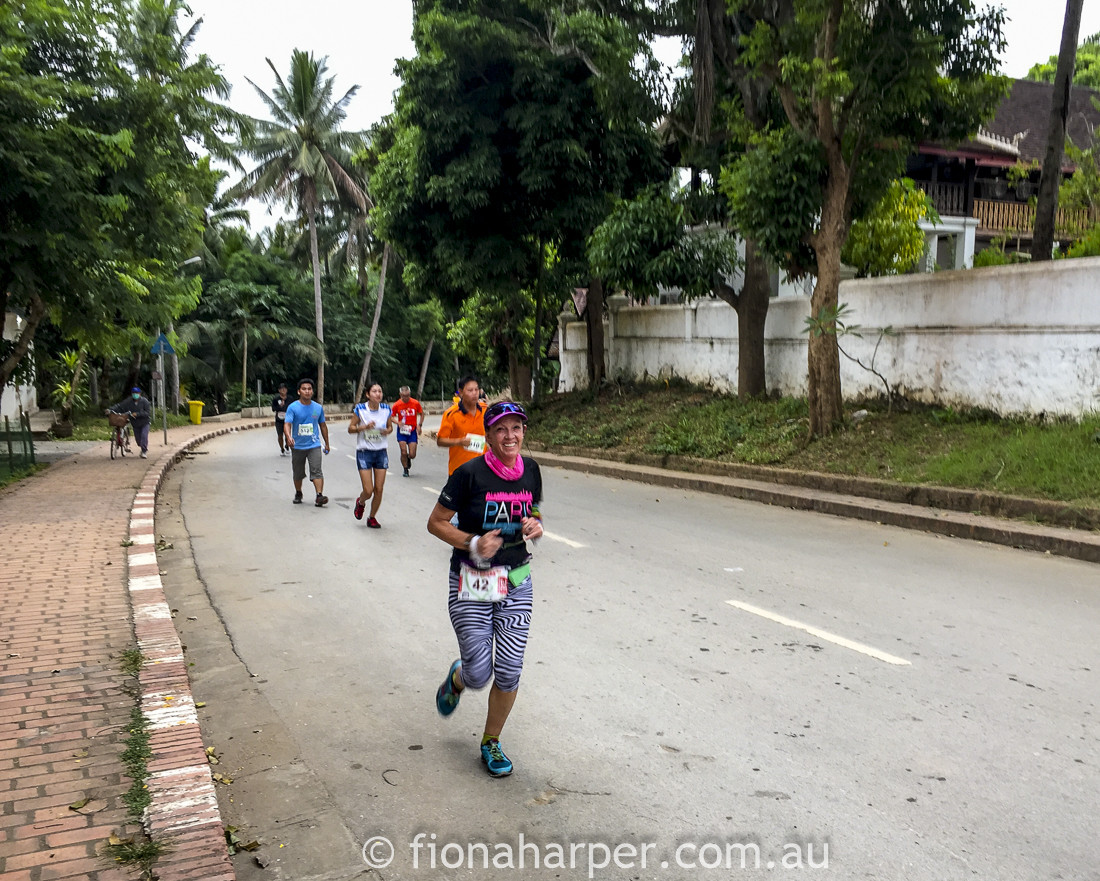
[150,333,175,355]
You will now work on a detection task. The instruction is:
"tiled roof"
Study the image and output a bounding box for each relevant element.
[984,78,1100,165]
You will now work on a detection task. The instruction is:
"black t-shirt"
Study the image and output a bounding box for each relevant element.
[438,456,543,571]
[272,395,290,419]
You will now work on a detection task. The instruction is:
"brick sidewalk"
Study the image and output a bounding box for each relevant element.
[0,420,265,880]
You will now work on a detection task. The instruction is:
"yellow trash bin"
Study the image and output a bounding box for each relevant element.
[187,400,204,425]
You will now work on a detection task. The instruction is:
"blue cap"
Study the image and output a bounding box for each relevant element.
[131,387,141,393]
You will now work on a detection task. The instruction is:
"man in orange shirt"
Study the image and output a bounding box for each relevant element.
[436,376,487,475]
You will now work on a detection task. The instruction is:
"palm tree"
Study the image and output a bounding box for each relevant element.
[230,50,367,402]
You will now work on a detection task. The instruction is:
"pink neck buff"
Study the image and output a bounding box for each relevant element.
[485,447,524,480]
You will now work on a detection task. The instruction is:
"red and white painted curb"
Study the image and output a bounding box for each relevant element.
[125,424,264,881]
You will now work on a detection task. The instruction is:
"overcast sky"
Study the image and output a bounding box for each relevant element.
[182,1,1100,227]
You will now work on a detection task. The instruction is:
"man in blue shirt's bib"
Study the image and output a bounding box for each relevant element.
[283,378,331,506]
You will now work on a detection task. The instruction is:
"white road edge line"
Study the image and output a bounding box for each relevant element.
[725,599,912,666]
[541,530,585,548]
[420,488,586,547]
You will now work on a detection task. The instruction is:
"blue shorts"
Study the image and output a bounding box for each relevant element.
[356,448,389,471]
[395,428,419,445]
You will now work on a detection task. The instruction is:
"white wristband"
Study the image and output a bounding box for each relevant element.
[467,534,488,564]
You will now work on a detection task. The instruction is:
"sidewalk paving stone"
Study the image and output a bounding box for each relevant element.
[1,419,267,880]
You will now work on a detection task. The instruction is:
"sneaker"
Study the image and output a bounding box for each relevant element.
[315,493,328,507]
[140,451,147,458]
[436,659,462,717]
[481,739,513,777]
[293,491,303,504]
[403,468,409,477]
[354,498,365,520]
[367,517,381,529]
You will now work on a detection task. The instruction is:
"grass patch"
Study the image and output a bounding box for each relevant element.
[69,410,192,442]
[120,707,152,819]
[103,836,166,878]
[0,462,47,490]
[119,647,144,678]
[527,384,1100,507]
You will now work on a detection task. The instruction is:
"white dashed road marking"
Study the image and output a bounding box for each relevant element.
[725,599,912,666]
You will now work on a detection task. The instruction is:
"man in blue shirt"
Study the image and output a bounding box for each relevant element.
[283,378,331,506]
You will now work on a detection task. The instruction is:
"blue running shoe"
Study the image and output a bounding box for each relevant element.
[481,739,513,777]
[436,659,462,717]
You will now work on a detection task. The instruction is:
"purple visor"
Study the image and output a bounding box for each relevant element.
[484,401,528,430]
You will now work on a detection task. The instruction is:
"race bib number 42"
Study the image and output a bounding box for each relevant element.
[458,562,509,602]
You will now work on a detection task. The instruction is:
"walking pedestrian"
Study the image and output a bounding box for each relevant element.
[349,382,392,528]
[283,378,330,507]
[108,387,152,458]
[390,385,424,477]
[436,376,487,476]
[272,383,291,455]
[427,400,543,777]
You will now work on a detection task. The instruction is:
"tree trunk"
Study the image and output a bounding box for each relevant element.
[416,335,435,398]
[125,351,143,394]
[307,209,326,401]
[807,180,847,436]
[355,243,389,402]
[241,323,249,405]
[0,291,46,414]
[168,321,180,413]
[506,341,532,401]
[737,238,770,398]
[1032,0,1084,261]
[585,278,606,390]
[532,243,545,403]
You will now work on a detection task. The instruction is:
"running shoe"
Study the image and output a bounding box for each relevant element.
[293,491,303,504]
[436,659,462,717]
[354,498,365,520]
[403,468,410,477]
[481,739,513,777]
[315,493,328,507]
[367,517,381,529]
[140,451,147,459]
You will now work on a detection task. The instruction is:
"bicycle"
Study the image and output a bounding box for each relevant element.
[107,411,133,459]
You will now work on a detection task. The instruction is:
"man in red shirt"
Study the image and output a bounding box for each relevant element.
[390,385,425,477]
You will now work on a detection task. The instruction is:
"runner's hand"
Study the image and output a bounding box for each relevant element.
[477,529,504,558]
[521,517,543,541]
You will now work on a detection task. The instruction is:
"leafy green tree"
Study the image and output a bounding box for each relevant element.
[842,180,939,277]
[0,0,222,410]
[720,0,1006,436]
[230,49,367,403]
[178,246,319,408]
[1027,31,1100,90]
[587,182,742,299]
[372,0,666,396]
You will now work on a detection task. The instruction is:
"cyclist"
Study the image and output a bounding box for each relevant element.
[108,387,152,458]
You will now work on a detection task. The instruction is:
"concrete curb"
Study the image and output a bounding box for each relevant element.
[531,449,1100,565]
[125,421,268,881]
[125,416,352,877]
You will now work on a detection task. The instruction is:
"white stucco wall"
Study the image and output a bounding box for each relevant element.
[1,312,37,421]
[559,258,1100,417]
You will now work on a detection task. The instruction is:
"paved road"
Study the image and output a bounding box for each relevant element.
[160,425,1099,881]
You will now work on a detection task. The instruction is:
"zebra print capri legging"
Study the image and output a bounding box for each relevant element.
[447,568,533,693]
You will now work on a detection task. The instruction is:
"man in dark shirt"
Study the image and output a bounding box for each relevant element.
[109,387,153,458]
[272,383,291,455]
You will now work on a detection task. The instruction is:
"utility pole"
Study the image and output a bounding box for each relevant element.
[1032,0,1084,261]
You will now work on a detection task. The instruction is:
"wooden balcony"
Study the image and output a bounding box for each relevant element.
[915,181,967,216]
[914,181,1099,239]
[972,199,1098,240]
